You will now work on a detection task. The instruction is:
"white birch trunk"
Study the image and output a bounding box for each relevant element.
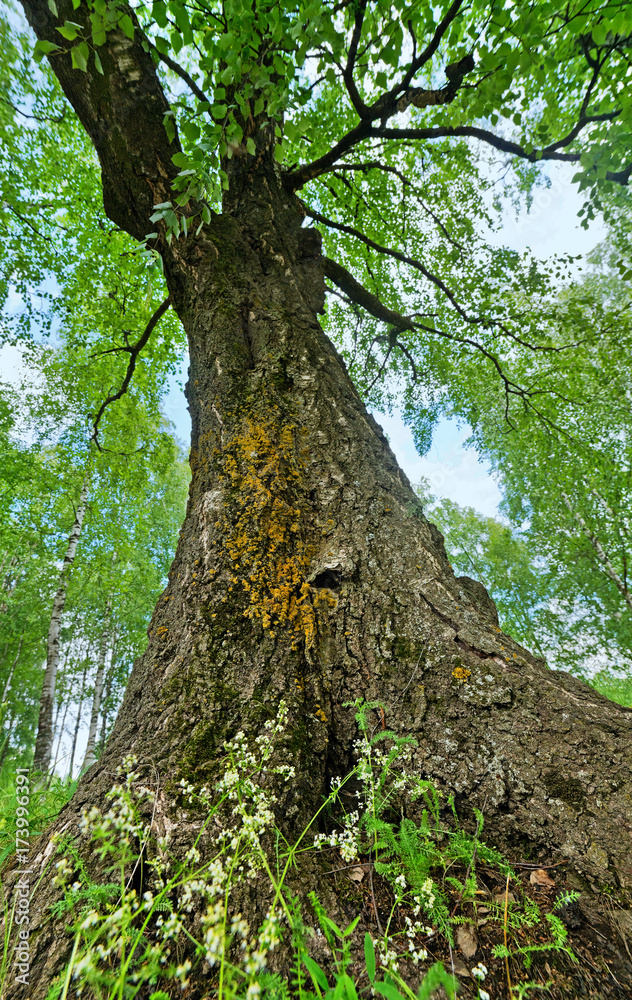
[1,635,23,707]
[32,465,91,774]
[561,492,632,612]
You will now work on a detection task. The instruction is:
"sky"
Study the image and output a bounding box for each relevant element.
[161,162,605,519]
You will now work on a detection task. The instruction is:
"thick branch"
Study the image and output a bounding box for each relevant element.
[323,254,562,431]
[287,51,629,192]
[91,297,171,446]
[285,26,473,191]
[342,0,369,118]
[19,0,181,240]
[323,257,412,330]
[310,208,571,355]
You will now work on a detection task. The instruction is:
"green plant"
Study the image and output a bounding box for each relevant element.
[26,703,580,999]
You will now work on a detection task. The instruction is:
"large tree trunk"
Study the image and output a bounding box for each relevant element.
[4,165,632,995]
[32,465,90,774]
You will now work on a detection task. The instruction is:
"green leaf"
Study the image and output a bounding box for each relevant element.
[47,0,58,14]
[364,933,376,982]
[246,137,256,155]
[71,42,89,72]
[119,14,134,39]
[93,50,103,74]
[340,973,358,1000]
[33,39,60,60]
[373,984,406,1000]
[57,23,80,40]
[152,1,168,29]
[303,955,328,990]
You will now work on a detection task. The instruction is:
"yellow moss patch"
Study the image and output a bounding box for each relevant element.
[215,409,327,648]
[452,666,471,683]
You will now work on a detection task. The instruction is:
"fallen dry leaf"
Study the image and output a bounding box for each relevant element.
[493,890,515,904]
[456,923,478,959]
[530,868,556,888]
[346,866,365,884]
[450,957,471,977]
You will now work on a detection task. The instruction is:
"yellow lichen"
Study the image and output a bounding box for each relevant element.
[452,666,471,683]
[214,408,328,648]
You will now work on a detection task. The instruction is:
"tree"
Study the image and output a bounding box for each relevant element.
[452,263,632,675]
[4,0,632,993]
[421,485,632,692]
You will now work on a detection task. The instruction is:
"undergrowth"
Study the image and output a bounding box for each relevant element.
[0,767,76,868]
[0,702,579,1000]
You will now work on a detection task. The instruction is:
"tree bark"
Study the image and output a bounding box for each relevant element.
[3,164,632,997]
[81,596,112,772]
[8,1,632,994]
[32,465,90,774]
[0,712,13,770]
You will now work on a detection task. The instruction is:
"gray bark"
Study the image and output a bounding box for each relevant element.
[32,465,90,774]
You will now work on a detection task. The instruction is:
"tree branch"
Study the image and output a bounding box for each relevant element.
[19,0,181,240]
[342,0,369,118]
[286,37,629,193]
[323,256,412,329]
[91,297,171,447]
[323,253,567,433]
[151,44,210,106]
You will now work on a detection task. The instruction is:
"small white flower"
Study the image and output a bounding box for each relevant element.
[472,962,488,981]
[478,990,490,1000]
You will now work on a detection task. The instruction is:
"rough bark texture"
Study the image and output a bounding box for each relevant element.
[7,1,632,995]
[32,467,90,774]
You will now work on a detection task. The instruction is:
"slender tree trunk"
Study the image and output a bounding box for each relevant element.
[96,621,117,755]
[67,659,88,781]
[0,635,22,708]
[81,596,112,772]
[50,695,70,778]
[562,492,632,612]
[32,464,90,774]
[0,713,13,770]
